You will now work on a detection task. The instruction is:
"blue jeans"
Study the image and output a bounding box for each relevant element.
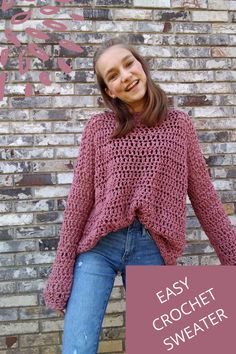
[62,217,165,354]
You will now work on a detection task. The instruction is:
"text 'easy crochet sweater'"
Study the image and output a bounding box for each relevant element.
[44,108,236,310]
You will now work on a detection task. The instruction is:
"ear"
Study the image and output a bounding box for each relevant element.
[105,87,116,99]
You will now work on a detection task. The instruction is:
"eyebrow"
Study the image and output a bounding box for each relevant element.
[104,54,133,79]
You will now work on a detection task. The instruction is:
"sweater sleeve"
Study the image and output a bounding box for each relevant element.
[185,113,236,265]
[43,119,95,310]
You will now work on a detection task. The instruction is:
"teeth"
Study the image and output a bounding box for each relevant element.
[126,80,138,91]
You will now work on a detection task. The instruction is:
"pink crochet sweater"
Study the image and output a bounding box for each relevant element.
[43,108,236,310]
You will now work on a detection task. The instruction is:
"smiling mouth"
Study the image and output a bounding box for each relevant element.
[125,80,139,91]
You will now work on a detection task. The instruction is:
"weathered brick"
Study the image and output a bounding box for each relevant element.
[20,332,59,347]
[0,282,16,294]
[55,147,78,158]
[177,256,200,265]
[0,161,32,174]
[15,225,55,239]
[152,58,194,70]
[97,0,132,5]
[0,123,10,134]
[212,23,236,34]
[0,295,37,308]
[102,327,125,340]
[16,199,54,213]
[0,254,14,267]
[184,242,214,255]
[19,307,55,320]
[175,22,211,33]
[0,267,37,280]
[39,346,61,354]
[0,322,39,335]
[37,134,73,147]
[0,309,18,321]
[84,8,111,20]
[112,9,152,20]
[106,300,126,314]
[0,175,13,188]
[36,211,61,224]
[38,239,59,251]
[172,0,207,7]
[33,109,71,121]
[96,21,134,33]
[102,314,124,328]
[0,229,13,241]
[34,186,69,199]
[198,131,229,143]
[0,136,33,148]
[195,118,236,130]
[11,97,51,108]
[14,174,55,187]
[134,0,170,6]
[17,279,46,293]
[40,319,64,333]
[208,0,236,10]
[0,348,39,354]
[177,95,213,106]
[98,340,123,353]
[15,252,55,266]
[154,9,190,21]
[176,47,211,57]
[200,255,221,265]
[0,148,54,160]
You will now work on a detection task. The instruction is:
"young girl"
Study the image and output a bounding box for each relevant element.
[43,36,236,354]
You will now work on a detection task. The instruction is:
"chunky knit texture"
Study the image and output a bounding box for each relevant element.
[44,108,236,310]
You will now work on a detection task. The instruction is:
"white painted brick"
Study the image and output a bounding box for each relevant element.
[0,123,10,134]
[194,107,232,118]
[13,122,51,134]
[53,96,94,108]
[0,214,33,227]
[212,24,236,34]
[57,172,73,184]
[192,11,228,22]
[95,21,134,32]
[213,179,233,191]
[208,0,236,10]
[112,9,152,20]
[55,147,78,158]
[0,294,37,307]
[172,0,207,8]
[195,118,236,130]
[34,186,69,198]
[34,83,74,95]
[134,0,170,6]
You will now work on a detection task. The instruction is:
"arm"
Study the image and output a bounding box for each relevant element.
[185,112,236,265]
[43,119,95,310]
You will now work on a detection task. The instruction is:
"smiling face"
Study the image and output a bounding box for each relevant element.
[95,45,147,113]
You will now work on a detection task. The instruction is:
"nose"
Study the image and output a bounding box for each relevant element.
[120,68,132,83]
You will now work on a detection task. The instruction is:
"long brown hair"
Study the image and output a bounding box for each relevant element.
[93,36,168,138]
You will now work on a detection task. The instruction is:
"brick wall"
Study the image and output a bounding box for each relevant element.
[0,0,236,353]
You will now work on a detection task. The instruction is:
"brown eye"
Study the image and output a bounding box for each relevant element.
[126,61,134,67]
[108,73,117,81]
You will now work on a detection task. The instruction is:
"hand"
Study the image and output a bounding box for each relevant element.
[56,309,65,317]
